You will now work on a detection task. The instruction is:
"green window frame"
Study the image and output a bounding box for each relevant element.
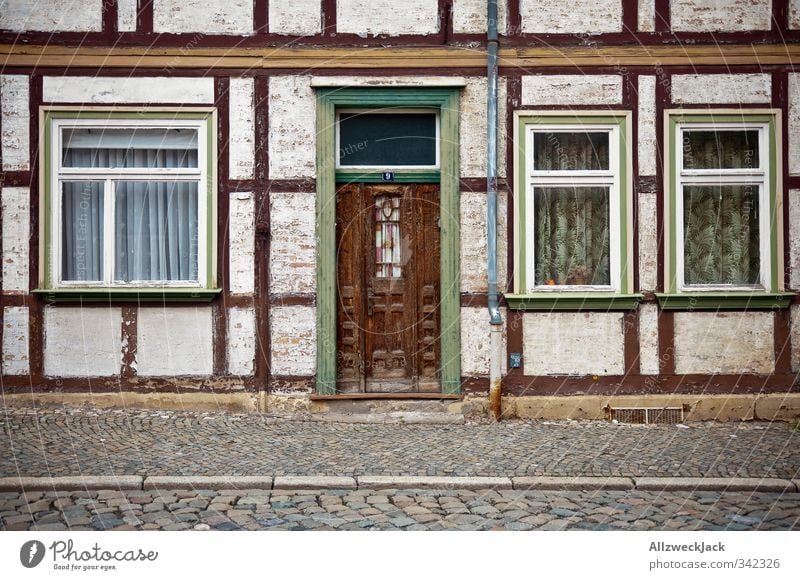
[35,107,220,303]
[507,111,640,311]
[658,109,794,310]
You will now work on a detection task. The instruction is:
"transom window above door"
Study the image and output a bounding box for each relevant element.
[336,109,440,169]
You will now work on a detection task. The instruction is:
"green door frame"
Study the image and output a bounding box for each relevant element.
[315,87,462,394]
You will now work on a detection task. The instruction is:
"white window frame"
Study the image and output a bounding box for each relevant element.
[335,108,441,170]
[49,116,209,289]
[524,123,621,293]
[674,121,770,291]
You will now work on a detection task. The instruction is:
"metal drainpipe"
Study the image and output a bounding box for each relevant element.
[486,0,503,421]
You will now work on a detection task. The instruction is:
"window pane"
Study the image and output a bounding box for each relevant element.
[682,130,759,169]
[533,132,610,171]
[374,195,402,278]
[683,185,760,285]
[62,128,198,169]
[338,112,437,166]
[62,181,104,282]
[533,187,610,286]
[114,181,199,282]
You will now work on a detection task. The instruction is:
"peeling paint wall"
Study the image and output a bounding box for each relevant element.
[460,77,507,179]
[638,0,656,32]
[638,189,658,293]
[229,192,255,295]
[269,192,316,294]
[1,187,29,293]
[337,0,439,36]
[637,75,657,177]
[461,307,507,376]
[792,305,800,372]
[790,190,800,290]
[0,0,102,32]
[638,304,660,375]
[117,0,138,32]
[522,313,626,375]
[153,0,254,35]
[270,306,316,376]
[671,74,772,104]
[269,0,322,35]
[789,74,800,175]
[136,307,213,376]
[792,1,800,29]
[521,75,623,106]
[460,192,507,293]
[452,0,508,35]
[1,75,30,171]
[674,312,775,375]
[227,307,256,376]
[44,307,122,377]
[268,76,315,179]
[42,76,215,104]
[670,0,772,32]
[2,306,29,375]
[520,0,622,34]
[229,77,255,181]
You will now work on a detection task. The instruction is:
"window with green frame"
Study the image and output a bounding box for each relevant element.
[507,111,639,311]
[659,110,793,310]
[36,108,220,302]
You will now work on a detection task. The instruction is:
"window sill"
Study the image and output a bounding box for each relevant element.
[505,293,643,311]
[655,292,795,310]
[33,288,222,303]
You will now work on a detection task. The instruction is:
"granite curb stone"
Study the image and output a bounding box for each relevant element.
[356,476,514,490]
[634,477,795,492]
[0,476,143,491]
[273,476,357,490]
[512,477,635,490]
[143,476,273,491]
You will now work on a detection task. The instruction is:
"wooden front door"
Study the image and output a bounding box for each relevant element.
[335,183,441,393]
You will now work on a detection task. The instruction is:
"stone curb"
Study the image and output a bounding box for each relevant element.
[634,477,797,492]
[512,477,634,491]
[0,476,797,492]
[273,476,357,490]
[143,476,273,491]
[356,476,514,490]
[0,476,143,492]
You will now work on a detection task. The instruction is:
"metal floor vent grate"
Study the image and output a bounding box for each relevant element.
[610,407,684,425]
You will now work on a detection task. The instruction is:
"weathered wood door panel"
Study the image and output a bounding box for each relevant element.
[335,183,440,393]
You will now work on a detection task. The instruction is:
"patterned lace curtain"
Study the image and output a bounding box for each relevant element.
[682,131,760,285]
[61,129,199,283]
[533,132,611,286]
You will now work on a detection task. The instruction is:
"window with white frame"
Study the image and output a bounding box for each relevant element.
[514,113,632,297]
[42,110,217,291]
[665,111,782,294]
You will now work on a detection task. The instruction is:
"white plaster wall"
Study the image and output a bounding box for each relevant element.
[520,0,622,34]
[671,74,772,105]
[268,76,315,180]
[638,303,660,375]
[461,307,507,377]
[117,0,137,32]
[1,75,30,171]
[2,306,29,375]
[789,74,800,175]
[229,78,255,181]
[228,307,256,376]
[269,0,322,35]
[460,77,507,179]
[460,192,507,293]
[270,306,316,376]
[674,312,774,375]
[44,307,122,377]
[0,0,102,32]
[637,75,657,177]
[671,0,772,32]
[790,190,800,291]
[137,307,213,376]
[337,0,440,36]
[638,191,658,292]
[452,0,508,35]
[638,0,656,32]
[792,305,800,372]
[153,0,253,35]
[792,1,800,29]
[269,192,316,294]
[521,75,623,106]
[523,312,626,375]
[1,187,29,293]
[310,77,467,88]
[229,192,255,295]
[43,77,215,104]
